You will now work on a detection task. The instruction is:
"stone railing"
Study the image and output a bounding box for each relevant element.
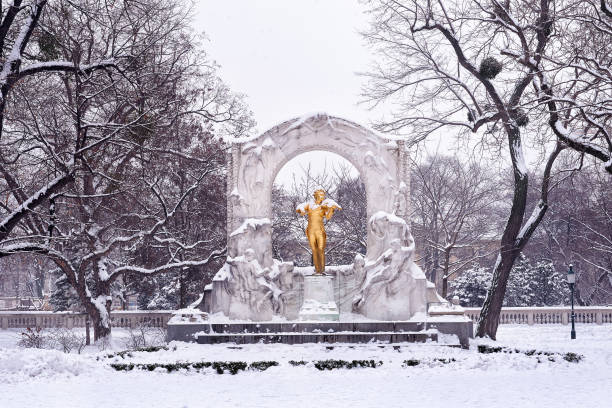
[0,310,172,329]
[1,306,611,329]
[464,306,612,325]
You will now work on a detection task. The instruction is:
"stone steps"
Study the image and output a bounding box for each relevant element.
[204,321,424,334]
[195,331,436,345]
[167,319,473,347]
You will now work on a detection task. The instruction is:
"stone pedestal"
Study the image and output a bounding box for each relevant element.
[298,275,339,321]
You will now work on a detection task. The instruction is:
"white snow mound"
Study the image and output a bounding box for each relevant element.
[0,348,101,382]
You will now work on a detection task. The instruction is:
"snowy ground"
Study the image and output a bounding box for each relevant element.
[1,324,610,408]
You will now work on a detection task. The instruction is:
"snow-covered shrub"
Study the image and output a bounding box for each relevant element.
[450,256,570,307]
[124,324,149,349]
[135,274,201,311]
[504,256,569,307]
[313,359,382,370]
[18,327,47,349]
[96,335,112,352]
[49,328,86,354]
[563,352,582,363]
[449,265,492,306]
[479,57,503,79]
[100,345,170,361]
[124,322,166,350]
[109,361,278,374]
[213,361,248,375]
[248,361,279,371]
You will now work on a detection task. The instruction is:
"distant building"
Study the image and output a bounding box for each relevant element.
[110,294,140,311]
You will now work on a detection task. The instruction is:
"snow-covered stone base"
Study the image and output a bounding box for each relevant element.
[298,275,339,321]
[168,308,208,324]
[298,299,340,321]
[167,315,473,347]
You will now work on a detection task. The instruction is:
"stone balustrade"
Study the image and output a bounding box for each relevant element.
[0,306,610,329]
[464,306,612,325]
[0,310,171,329]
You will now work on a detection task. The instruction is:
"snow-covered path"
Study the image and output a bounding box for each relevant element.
[1,325,610,408]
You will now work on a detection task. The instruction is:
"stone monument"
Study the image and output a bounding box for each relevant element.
[168,113,472,347]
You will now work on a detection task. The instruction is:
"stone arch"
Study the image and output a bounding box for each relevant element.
[268,145,370,217]
[226,113,411,266]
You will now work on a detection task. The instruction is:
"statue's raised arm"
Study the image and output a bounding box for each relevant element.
[295,189,341,274]
[321,197,341,220]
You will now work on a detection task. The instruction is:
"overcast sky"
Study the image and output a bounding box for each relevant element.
[194,0,374,135]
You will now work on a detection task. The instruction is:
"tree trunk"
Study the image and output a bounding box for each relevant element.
[475,250,520,339]
[89,300,112,341]
[93,317,111,341]
[179,268,188,308]
[476,126,529,339]
[441,248,451,298]
[429,266,437,288]
[85,317,90,345]
[69,272,113,341]
[442,276,448,299]
[82,285,113,342]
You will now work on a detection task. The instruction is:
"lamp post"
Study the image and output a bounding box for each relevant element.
[567,265,576,340]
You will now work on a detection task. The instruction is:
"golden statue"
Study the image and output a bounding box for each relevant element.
[296,189,341,274]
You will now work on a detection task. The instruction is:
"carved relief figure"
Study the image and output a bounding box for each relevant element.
[272,261,296,315]
[393,181,409,217]
[226,248,278,315]
[296,189,342,274]
[368,211,410,260]
[353,254,366,288]
[353,240,407,308]
[241,145,266,208]
[352,235,417,314]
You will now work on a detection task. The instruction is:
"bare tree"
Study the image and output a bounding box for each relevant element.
[362,0,569,338]
[411,154,501,297]
[526,164,612,305]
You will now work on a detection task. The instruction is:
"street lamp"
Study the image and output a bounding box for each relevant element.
[567,264,576,340]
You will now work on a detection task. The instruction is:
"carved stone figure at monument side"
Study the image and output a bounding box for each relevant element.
[353,239,409,309]
[226,249,273,320]
[271,260,297,316]
[367,211,410,261]
[352,254,366,289]
[353,214,428,320]
[296,189,342,274]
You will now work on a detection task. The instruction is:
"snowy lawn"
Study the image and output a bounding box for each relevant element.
[1,324,610,408]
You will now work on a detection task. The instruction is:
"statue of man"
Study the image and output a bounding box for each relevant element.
[296,189,341,274]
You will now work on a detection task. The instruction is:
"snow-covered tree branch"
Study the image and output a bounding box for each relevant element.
[0,0,253,341]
